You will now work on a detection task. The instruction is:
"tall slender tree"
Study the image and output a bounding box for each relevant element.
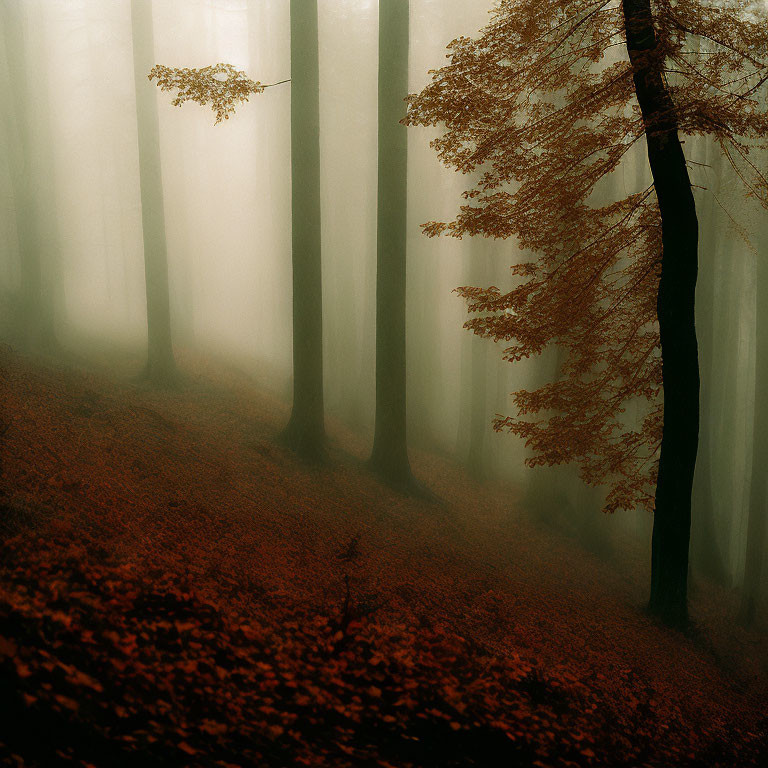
[1,1,56,351]
[369,0,416,488]
[280,0,326,460]
[149,2,323,455]
[624,0,700,625]
[130,0,177,385]
[406,0,768,626]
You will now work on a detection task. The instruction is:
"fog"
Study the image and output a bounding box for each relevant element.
[0,0,765,603]
[1,1,768,763]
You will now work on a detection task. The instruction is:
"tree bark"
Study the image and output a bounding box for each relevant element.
[623,0,700,627]
[130,0,177,386]
[369,0,416,488]
[281,0,326,460]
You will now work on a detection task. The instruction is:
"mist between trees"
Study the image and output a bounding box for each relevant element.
[0,0,766,628]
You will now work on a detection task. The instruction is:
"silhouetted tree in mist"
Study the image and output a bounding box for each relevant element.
[131,0,177,386]
[369,0,417,489]
[280,0,326,461]
[149,3,324,454]
[1,1,56,351]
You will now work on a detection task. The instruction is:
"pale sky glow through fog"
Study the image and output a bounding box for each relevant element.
[0,0,765,585]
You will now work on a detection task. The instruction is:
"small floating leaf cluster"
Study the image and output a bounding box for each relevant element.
[149,62,265,124]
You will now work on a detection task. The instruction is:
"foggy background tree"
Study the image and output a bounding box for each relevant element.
[0,0,56,351]
[148,4,325,452]
[281,0,325,460]
[130,0,177,385]
[369,0,416,489]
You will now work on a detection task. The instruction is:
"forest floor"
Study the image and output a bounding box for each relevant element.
[0,343,766,767]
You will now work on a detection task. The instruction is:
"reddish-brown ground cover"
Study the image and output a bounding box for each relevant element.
[0,345,766,766]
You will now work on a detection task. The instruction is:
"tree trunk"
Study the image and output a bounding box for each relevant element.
[369,0,415,488]
[281,0,325,460]
[623,0,700,627]
[1,3,56,351]
[130,0,177,386]
[739,238,768,626]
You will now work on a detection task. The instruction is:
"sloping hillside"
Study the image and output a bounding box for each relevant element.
[0,346,765,767]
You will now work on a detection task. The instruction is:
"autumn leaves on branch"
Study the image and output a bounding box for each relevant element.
[149,62,289,124]
[405,0,768,515]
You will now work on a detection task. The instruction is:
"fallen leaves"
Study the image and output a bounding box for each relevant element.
[0,348,765,766]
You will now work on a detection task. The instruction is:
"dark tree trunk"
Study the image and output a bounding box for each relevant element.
[130,0,177,386]
[369,0,416,488]
[281,0,326,460]
[1,3,56,351]
[623,0,700,627]
[739,242,767,626]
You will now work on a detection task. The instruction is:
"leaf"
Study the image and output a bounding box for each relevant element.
[178,741,197,755]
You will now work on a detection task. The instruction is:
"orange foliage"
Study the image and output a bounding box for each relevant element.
[0,530,636,767]
[149,63,266,124]
[405,0,768,513]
